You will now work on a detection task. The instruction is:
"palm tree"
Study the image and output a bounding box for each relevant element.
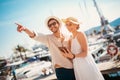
[14,45,27,60]
[22,48,28,60]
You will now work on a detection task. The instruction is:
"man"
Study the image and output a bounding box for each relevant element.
[16,16,76,80]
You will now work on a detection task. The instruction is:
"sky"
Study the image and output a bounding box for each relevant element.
[0,0,120,58]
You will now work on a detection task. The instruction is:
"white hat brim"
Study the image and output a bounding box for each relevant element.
[45,16,62,27]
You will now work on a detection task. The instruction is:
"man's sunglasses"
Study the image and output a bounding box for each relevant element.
[48,22,57,27]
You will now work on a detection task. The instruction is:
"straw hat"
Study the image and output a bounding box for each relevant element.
[62,17,81,25]
[45,16,62,27]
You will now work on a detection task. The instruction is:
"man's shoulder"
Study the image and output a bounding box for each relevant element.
[47,34,53,37]
[36,32,52,36]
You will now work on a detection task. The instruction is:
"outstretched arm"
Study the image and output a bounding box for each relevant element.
[16,23,36,38]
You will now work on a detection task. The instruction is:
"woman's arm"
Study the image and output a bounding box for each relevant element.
[75,32,88,58]
[61,32,88,59]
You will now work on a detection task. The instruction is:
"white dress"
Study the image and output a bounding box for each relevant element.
[71,37,105,80]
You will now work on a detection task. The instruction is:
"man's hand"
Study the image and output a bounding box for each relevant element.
[15,23,36,38]
[15,23,26,32]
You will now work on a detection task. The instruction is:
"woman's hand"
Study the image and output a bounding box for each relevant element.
[62,48,75,59]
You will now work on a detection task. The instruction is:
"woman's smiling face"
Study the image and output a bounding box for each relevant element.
[65,21,78,32]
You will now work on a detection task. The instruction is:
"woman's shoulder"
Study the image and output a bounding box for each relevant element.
[77,31,85,37]
[76,31,88,44]
[77,31,87,40]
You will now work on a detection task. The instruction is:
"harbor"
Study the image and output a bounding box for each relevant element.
[0,0,120,80]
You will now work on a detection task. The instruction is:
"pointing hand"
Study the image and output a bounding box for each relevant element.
[15,23,26,32]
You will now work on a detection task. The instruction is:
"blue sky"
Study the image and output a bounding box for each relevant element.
[0,0,120,58]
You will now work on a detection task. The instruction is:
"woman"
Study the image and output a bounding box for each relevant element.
[61,17,105,80]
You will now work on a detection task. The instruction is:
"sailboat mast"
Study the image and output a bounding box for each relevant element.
[93,0,103,19]
[93,0,115,35]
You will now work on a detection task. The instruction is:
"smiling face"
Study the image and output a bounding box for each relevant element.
[65,21,79,33]
[47,19,60,33]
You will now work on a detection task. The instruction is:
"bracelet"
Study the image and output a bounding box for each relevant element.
[23,28,26,31]
[72,54,75,59]
[30,32,36,38]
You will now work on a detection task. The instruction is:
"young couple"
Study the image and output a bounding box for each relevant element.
[16,16,104,80]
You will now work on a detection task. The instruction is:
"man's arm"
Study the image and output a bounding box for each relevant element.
[16,23,49,46]
[16,23,35,38]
